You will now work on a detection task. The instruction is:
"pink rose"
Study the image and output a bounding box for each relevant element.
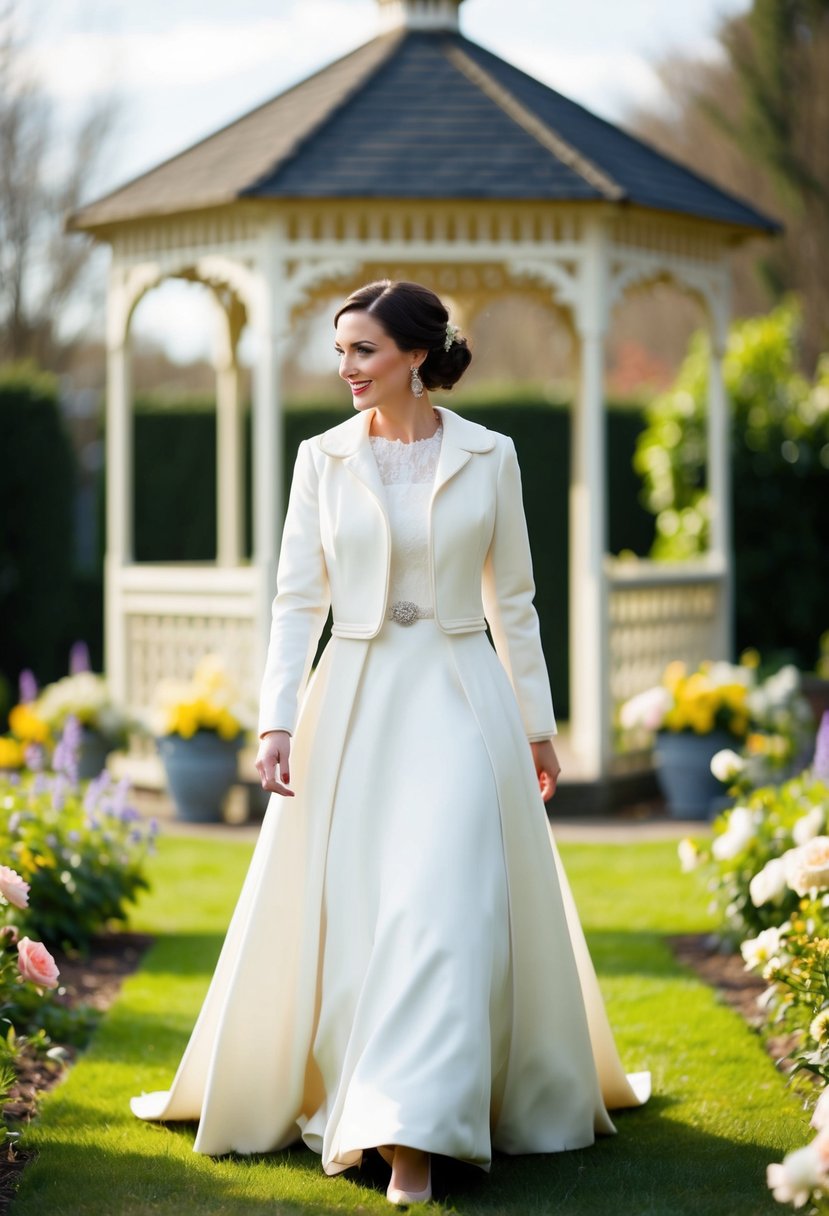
[17,937,60,989]
[0,865,29,910]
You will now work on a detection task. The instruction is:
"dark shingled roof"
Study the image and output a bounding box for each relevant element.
[67,27,781,235]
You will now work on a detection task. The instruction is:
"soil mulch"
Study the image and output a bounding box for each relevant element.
[0,932,153,1215]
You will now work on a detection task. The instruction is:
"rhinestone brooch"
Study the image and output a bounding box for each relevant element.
[389,600,420,625]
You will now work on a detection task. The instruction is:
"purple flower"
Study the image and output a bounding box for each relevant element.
[52,716,82,785]
[83,768,112,813]
[67,830,80,844]
[50,774,69,813]
[24,743,45,773]
[18,669,38,704]
[814,711,829,782]
[110,776,130,819]
[69,641,91,674]
[7,812,20,834]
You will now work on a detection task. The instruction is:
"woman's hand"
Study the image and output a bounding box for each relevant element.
[530,738,561,803]
[256,730,295,797]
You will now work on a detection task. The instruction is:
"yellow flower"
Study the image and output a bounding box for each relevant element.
[663,661,687,692]
[216,710,241,741]
[151,653,251,740]
[193,697,220,730]
[721,684,748,710]
[740,648,761,669]
[8,704,50,744]
[683,673,712,700]
[0,737,24,768]
[688,706,715,734]
[172,703,199,739]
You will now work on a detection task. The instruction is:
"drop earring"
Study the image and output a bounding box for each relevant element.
[410,365,424,398]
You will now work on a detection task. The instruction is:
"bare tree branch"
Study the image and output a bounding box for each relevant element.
[0,0,124,366]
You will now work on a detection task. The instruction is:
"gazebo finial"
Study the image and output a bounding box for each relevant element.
[377,0,464,33]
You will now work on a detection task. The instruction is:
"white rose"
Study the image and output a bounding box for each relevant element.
[794,807,825,847]
[786,837,829,897]
[767,1145,824,1207]
[710,748,745,784]
[813,1088,829,1132]
[741,927,782,972]
[619,686,672,732]
[712,806,758,860]
[749,857,789,907]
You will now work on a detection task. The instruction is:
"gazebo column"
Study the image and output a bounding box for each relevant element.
[706,285,733,659]
[252,223,290,681]
[213,292,246,566]
[569,220,611,780]
[104,277,134,706]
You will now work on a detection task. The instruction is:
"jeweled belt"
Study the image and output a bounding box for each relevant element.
[387,599,435,625]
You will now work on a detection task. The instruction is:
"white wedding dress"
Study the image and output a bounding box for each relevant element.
[131,418,649,1174]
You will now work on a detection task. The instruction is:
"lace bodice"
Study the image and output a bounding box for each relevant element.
[369,420,443,612]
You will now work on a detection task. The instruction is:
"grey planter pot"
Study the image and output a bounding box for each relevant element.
[653,729,735,820]
[156,730,243,822]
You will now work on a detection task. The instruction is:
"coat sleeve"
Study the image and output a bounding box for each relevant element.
[257,439,331,739]
[481,435,557,741]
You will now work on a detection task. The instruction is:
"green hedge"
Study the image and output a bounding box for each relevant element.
[0,364,77,699]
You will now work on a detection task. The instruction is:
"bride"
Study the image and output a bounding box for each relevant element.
[131,279,649,1207]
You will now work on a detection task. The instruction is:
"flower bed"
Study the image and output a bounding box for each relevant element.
[681,711,829,1208]
[0,716,157,952]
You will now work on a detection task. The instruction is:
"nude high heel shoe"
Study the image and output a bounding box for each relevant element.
[386,1148,432,1206]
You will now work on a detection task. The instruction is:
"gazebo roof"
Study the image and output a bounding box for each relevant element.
[67,20,781,235]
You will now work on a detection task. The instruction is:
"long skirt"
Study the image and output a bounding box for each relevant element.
[131,615,649,1173]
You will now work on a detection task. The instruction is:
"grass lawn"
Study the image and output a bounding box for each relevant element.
[9,831,809,1216]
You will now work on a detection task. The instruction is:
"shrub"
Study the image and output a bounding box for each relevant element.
[682,718,829,1209]
[635,297,829,668]
[0,716,157,952]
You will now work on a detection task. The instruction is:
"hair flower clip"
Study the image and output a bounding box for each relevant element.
[444,322,460,352]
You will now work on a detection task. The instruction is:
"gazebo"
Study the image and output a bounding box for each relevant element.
[66,0,780,787]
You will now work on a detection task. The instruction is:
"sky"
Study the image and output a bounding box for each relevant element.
[19,0,751,361]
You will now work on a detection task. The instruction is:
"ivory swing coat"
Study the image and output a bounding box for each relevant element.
[132,403,649,1159]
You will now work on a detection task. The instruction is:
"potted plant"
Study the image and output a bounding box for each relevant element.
[7,645,132,780]
[148,653,254,823]
[619,656,813,820]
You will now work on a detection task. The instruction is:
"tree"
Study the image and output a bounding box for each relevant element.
[711,0,829,367]
[624,2,829,374]
[0,1,122,368]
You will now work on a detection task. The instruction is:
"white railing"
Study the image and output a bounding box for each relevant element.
[107,561,265,721]
[605,556,730,765]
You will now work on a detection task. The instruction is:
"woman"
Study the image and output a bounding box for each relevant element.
[131,280,649,1206]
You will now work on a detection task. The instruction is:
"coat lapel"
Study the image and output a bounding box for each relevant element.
[317,404,495,513]
[316,403,491,488]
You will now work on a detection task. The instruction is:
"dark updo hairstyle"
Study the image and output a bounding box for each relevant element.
[334,279,472,391]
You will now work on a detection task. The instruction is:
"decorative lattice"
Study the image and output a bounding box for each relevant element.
[608,573,724,709]
[125,612,258,717]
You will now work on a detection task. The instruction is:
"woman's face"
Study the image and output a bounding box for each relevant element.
[334,310,424,412]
